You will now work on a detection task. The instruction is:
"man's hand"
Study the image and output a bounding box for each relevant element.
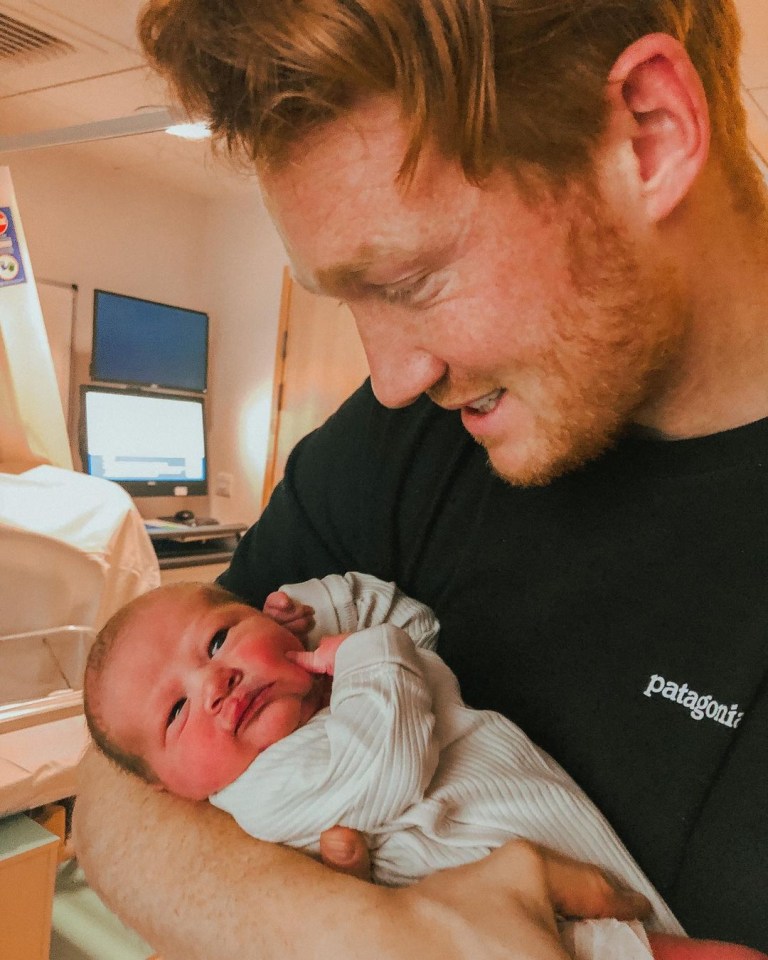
[393,839,650,960]
[263,590,315,639]
[522,844,651,922]
[321,829,650,955]
[398,839,651,960]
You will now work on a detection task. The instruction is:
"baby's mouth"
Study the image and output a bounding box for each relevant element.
[234,683,274,733]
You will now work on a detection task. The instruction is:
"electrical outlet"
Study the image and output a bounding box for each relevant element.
[214,472,233,498]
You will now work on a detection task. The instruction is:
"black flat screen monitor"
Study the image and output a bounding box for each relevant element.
[80,386,208,497]
[90,289,209,393]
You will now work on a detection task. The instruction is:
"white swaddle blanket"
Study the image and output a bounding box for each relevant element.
[560,919,653,960]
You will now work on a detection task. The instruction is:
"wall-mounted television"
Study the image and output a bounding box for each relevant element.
[90,289,209,393]
[80,386,208,497]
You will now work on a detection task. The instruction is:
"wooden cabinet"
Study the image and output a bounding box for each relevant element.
[0,814,59,960]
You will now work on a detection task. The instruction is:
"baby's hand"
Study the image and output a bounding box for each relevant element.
[264,591,315,639]
[286,633,350,676]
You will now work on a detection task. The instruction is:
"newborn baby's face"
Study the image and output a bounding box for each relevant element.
[101,587,326,799]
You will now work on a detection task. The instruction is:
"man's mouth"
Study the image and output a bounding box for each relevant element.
[234,684,274,733]
[463,389,506,414]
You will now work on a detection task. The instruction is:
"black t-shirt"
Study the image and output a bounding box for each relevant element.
[219,381,768,948]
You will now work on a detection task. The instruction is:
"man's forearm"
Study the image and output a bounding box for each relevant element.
[74,748,391,960]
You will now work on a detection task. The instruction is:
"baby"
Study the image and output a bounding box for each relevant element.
[83,572,764,960]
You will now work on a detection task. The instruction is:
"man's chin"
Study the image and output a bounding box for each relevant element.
[485,450,568,488]
[482,428,615,487]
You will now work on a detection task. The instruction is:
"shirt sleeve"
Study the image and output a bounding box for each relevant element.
[210,624,439,844]
[279,571,440,652]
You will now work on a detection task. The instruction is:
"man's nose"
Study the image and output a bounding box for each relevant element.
[202,665,243,713]
[354,315,446,409]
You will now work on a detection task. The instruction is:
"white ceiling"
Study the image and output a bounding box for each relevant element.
[0,0,259,199]
[0,0,766,200]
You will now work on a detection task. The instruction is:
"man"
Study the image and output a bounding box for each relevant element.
[74,1,768,956]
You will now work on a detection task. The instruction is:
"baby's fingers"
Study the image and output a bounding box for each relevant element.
[286,649,333,675]
[265,592,314,628]
[264,590,294,614]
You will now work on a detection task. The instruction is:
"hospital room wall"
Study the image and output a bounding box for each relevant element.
[6,148,286,526]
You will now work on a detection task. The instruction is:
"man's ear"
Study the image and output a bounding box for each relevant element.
[606,33,710,222]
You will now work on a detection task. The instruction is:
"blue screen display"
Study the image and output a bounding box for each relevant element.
[91,290,208,392]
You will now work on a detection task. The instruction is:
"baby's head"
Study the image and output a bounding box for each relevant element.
[84,582,325,800]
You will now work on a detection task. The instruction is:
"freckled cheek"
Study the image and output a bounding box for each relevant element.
[446,251,555,345]
[467,236,571,334]
[472,277,568,359]
[428,292,538,370]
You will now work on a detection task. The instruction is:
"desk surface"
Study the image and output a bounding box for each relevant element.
[146,521,246,570]
[157,550,236,570]
[144,521,247,542]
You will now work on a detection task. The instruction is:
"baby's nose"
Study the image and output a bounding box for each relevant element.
[203,666,242,712]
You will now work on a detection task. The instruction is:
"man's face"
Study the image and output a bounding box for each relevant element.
[262,98,684,484]
[98,588,323,800]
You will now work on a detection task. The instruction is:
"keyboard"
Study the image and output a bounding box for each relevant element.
[143,519,192,533]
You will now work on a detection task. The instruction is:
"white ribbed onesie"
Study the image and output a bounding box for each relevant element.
[211,572,683,942]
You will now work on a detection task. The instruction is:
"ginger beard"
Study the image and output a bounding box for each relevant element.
[431,186,687,487]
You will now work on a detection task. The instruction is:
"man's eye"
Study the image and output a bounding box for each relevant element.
[378,277,425,305]
[208,629,228,657]
[373,271,445,307]
[168,698,185,727]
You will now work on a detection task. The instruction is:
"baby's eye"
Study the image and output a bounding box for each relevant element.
[208,629,228,657]
[168,698,185,727]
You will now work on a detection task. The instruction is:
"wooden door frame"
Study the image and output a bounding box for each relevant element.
[261,266,293,511]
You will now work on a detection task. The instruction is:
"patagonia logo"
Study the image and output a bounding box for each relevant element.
[643,674,744,729]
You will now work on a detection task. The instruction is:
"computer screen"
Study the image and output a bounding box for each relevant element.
[90,289,209,393]
[80,386,208,497]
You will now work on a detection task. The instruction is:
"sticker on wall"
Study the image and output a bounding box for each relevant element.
[0,206,27,287]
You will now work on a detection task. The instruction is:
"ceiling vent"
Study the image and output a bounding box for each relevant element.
[0,10,74,64]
